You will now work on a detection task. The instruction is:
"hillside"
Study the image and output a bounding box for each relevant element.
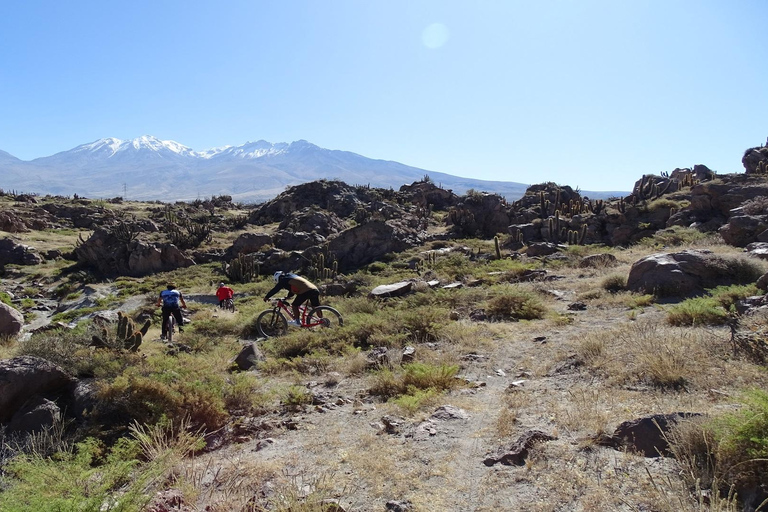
[2,146,768,511]
[0,136,623,202]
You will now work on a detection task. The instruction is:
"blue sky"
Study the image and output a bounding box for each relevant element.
[1,1,766,191]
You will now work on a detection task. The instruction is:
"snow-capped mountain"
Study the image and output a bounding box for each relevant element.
[0,136,546,202]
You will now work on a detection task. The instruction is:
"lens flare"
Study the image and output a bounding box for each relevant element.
[422,23,449,49]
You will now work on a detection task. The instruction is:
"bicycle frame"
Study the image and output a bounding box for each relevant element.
[271,298,322,327]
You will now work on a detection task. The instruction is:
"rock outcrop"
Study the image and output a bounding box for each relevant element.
[626,249,757,297]
[75,228,195,277]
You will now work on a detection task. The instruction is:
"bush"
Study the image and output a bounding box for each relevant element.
[667,297,730,326]
[601,274,626,293]
[369,363,459,400]
[486,288,546,321]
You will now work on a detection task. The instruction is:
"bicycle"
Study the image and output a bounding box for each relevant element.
[255,298,343,338]
[220,298,235,313]
[164,313,176,344]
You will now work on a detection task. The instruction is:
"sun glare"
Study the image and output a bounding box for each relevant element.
[422,22,449,49]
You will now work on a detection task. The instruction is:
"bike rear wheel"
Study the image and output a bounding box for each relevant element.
[165,315,175,344]
[256,309,288,338]
[306,306,343,330]
[225,299,235,312]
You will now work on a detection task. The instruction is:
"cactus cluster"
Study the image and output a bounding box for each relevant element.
[91,311,150,352]
[494,236,502,259]
[566,225,588,245]
[679,172,700,187]
[539,189,603,218]
[635,175,676,202]
[109,219,139,244]
[223,252,259,283]
[308,251,338,281]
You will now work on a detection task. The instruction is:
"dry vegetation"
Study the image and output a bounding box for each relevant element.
[1,195,768,511]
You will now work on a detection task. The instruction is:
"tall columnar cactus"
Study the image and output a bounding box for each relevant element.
[494,236,501,260]
[223,252,258,283]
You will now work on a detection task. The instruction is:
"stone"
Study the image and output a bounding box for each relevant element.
[369,281,414,298]
[233,343,265,371]
[5,395,61,435]
[483,430,556,466]
[0,302,24,336]
[626,249,751,297]
[578,253,618,268]
[0,356,74,424]
[605,413,703,457]
[430,405,469,421]
[0,237,43,266]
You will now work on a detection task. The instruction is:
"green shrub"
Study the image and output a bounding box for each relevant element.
[666,297,729,326]
[715,389,768,459]
[601,274,626,293]
[0,438,152,512]
[486,288,546,321]
[401,306,447,343]
[369,362,459,400]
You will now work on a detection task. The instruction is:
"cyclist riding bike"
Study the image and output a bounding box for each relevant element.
[216,282,234,308]
[263,271,320,326]
[156,284,187,340]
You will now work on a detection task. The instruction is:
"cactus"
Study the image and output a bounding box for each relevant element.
[110,220,139,244]
[91,311,150,352]
[579,224,587,244]
[223,252,258,283]
[494,236,501,259]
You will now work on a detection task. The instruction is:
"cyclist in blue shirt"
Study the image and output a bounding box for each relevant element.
[156,284,187,340]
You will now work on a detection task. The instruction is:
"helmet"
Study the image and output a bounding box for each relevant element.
[219,282,225,287]
[273,271,283,283]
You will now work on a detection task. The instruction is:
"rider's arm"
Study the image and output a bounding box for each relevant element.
[179,293,187,309]
[264,282,283,301]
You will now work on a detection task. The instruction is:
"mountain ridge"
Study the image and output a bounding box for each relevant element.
[0,136,626,202]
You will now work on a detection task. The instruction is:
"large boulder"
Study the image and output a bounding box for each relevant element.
[74,228,195,277]
[5,396,61,435]
[328,220,423,272]
[0,302,24,336]
[398,180,459,211]
[0,211,29,233]
[743,146,768,174]
[448,193,511,238]
[719,214,768,247]
[626,249,755,297]
[229,232,273,256]
[0,356,75,424]
[278,208,347,237]
[0,238,43,266]
[272,230,325,251]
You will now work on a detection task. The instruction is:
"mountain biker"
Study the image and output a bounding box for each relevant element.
[216,282,234,308]
[263,271,320,326]
[156,283,187,340]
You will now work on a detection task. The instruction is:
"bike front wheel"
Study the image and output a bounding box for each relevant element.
[306,306,344,331]
[255,309,288,338]
[225,299,235,313]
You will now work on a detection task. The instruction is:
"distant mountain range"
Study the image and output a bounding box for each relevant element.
[0,136,625,202]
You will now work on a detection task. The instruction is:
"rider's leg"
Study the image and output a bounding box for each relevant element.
[308,290,322,317]
[172,307,184,331]
[161,307,171,337]
[292,294,309,322]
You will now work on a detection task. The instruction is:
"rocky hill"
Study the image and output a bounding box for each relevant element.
[1,144,768,511]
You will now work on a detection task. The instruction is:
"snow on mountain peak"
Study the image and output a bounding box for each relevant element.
[73,136,195,158]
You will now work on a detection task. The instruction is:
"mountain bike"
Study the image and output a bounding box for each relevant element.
[165,313,176,344]
[255,298,343,338]
[220,298,235,313]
